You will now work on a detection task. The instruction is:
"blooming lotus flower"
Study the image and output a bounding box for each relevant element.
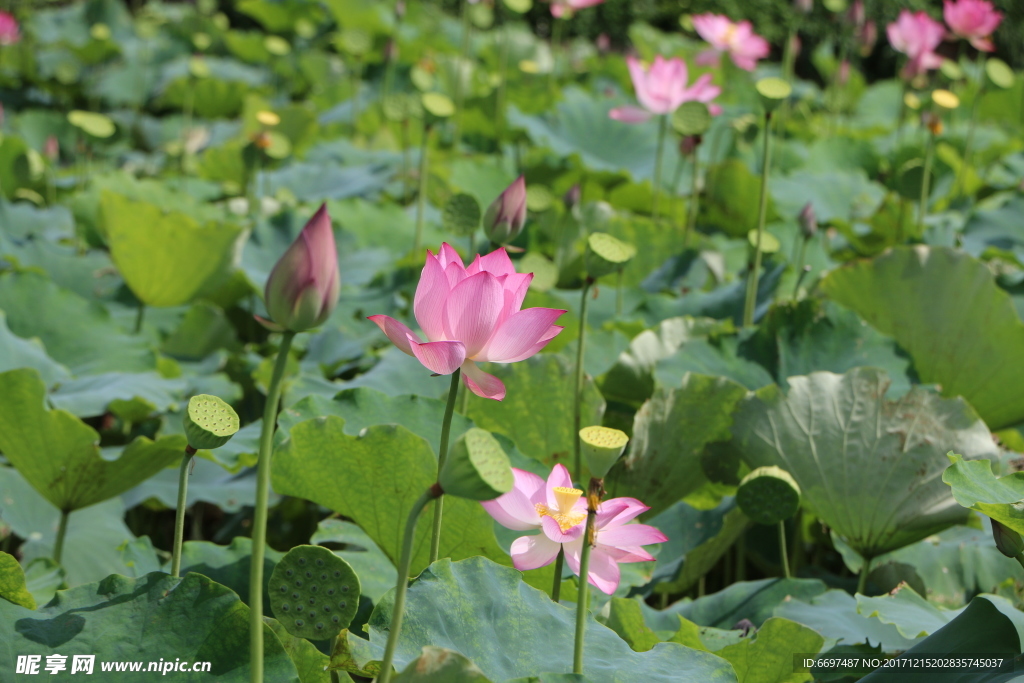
[260,203,341,333]
[887,11,945,79]
[547,0,605,19]
[692,14,770,72]
[609,55,722,123]
[483,175,527,246]
[944,0,1002,52]
[369,245,565,400]
[0,12,19,46]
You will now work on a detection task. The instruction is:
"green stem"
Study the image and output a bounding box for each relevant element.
[249,330,296,683]
[791,237,809,300]
[452,1,472,149]
[428,369,461,564]
[414,123,431,256]
[573,280,593,482]
[651,114,667,221]
[857,556,872,595]
[548,18,563,90]
[782,28,796,83]
[778,521,790,579]
[181,83,195,180]
[1015,555,1024,572]
[330,637,341,683]
[955,56,986,200]
[918,128,936,236]
[134,302,145,334]
[53,509,70,565]
[684,148,700,248]
[377,487,440,683]
[171,446,197,578]
[401,119,410,204]
[615,269,623,318]
[742,112,775,328]
[350,61,362,136]
[551,547,564,602]
[495,4,511,151]
[572,508,596,675]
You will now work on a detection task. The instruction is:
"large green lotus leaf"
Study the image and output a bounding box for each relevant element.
[0,572,299,682]
[161,304,239,361]
[0,368,185,512]
[0,551,36,609]
[855,586,963,640]
[48,371,186,418]
[715,617,825,683]
[266,616,344,683]
[261,163,394,202]
[942,454,1024,535]
[858,596,1024,683]
[101,192,246,308]
[655,337,774,392]
[731,368,1000,558]
[605,598,663,652]
[770,169,886,227]
[647,499,736,587]
[339,347,450,400]
[820,246,1024,430]
[0,311,71,385]
[178,538,284,617]
[700,160,764,238]
[0,271,155,374]
[464,354,605,474]
[23,558,65,608]
[610,373,748,518]
[358,557,737,683]
[0,231,122,302]
[272,418,508,577]
[394,647,493,683]
[773,590,919,652]
[0,199,75,240]
[656,508,749,595]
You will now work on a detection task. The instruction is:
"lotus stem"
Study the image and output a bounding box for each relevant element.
[53,509,70,565]
[573,279,593,482]
[684,146,700,248]
[857,556,872,595]
[1016,555,1024,571]
[495,1,511,151]
[171,445,197,578]
[551,547,564,602]
[955,55,986,201]
[615,270,623,318]
[918,126,936,235]
[377,486,441,683]
[452,0,472,150]
[134,302,145,334]
[548,18,563,90]
[778,521,790,579]
[414,123,431,257]
[428,369,461,564]
[742,111,775,328]
[573,479,601,675]
[249,330,296,683]
[651,114,667,221]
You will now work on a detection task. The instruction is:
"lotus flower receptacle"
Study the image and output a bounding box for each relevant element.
[579,426,629,478]
[736,466,801,525]
[439,428,514,501]
[183,394,240,451]
[755,77,792,113]
[269,545,361,640]
[672,101,712,137]
[585,232,636,279]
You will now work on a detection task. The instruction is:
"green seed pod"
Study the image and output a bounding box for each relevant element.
[579,426,628,478]
[992,520,1024,559]
[755,77,792,113]
[671,101,712,137]
[182,394,240,451]
[736,466,801,525]
[585,233,636,280]
[439,428,514,501]
[269,545,361,640]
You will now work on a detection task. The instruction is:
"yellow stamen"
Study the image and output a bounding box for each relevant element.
[535,486,587,532]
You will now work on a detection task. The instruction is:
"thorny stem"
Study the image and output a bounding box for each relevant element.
[429,369,461,564]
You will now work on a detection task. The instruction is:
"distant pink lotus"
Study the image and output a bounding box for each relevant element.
[369,245,565,401]
[548,0,605,19]
[944,0,1002,52]
[609,55,722,123]
[887,10,945,79]
[692,14,770,72]
[0,11,19,45]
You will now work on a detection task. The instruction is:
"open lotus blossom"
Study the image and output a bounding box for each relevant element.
[609,55,722,123]
[0,11,19,45]
[369,245,565,401]
[887,10,945,79]
[547,0,605,19]
[692,14,770,72]
[944,0,1002,52]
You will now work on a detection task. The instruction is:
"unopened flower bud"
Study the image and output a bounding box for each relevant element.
[847,0,865,28]
[0,11,20,46]
[596,33,611,53]
[837,59,851,86]
[44,135,59,162]
[858,20,877,56]
[261,203,341,332]
[992,520,1024,559]
[680,135,702,157]
[794,0,813,14]
[483,175,527,245]
[563,183,581,211]
[798,202,817,239]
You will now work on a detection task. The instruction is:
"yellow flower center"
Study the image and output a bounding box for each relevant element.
[535,486,587,532]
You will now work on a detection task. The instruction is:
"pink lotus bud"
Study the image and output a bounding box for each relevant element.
[837,59,851,86]
[789,33,802,58]
[596,33,611,53]
[794,0,813,14]
[847,0,865,28]
[887,11,945,80]
[563,184,581,211]
[798,202,817,239]
[944,0,1002,52]
[44,135,59,162]
[992,520,1024,559]
[484,175,527,245]
[262,204,340,332]
[858,20,878,56]
[395,0,406,18]
[0,11,20,46]
[679,135,702,157]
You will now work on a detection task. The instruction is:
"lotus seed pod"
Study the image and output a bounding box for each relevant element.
[585,233,636,280]
[269,544,361,640]
[182,394,240,451]
[439,428,514,501]
[992,520,1024,559]
[671,101,712,137]
[755,77,792,113]
[736,466,801,525]
[578,426,628,478]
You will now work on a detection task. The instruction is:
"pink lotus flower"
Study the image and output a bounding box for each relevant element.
[369,245,565,401]
[944,0,1002,52]
[260,203,341,333]
[609,55,722,123]
[547,0,605,19]
[692,14,770,72]
[481,464,666,593]
[887,11,945,79]
[0,12,19,46]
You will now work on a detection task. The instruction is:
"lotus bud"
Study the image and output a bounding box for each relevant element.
[0,11,20,46]
[794,0,813,14]
[439,428,514,501]
[563,184,581,211]
[44,135,59,162]
[579,426,628,478]
[857,20,877,56]
[680,135,702,157]
[992,520,1024,559]
[483,175,527,245]
[837,59,851,86]
[798,202,817,239]
[262,203,341,333]
[847,0,865,28]
[183,394,240,451]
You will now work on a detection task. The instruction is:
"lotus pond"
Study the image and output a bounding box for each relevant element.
[1,0,1024,681]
